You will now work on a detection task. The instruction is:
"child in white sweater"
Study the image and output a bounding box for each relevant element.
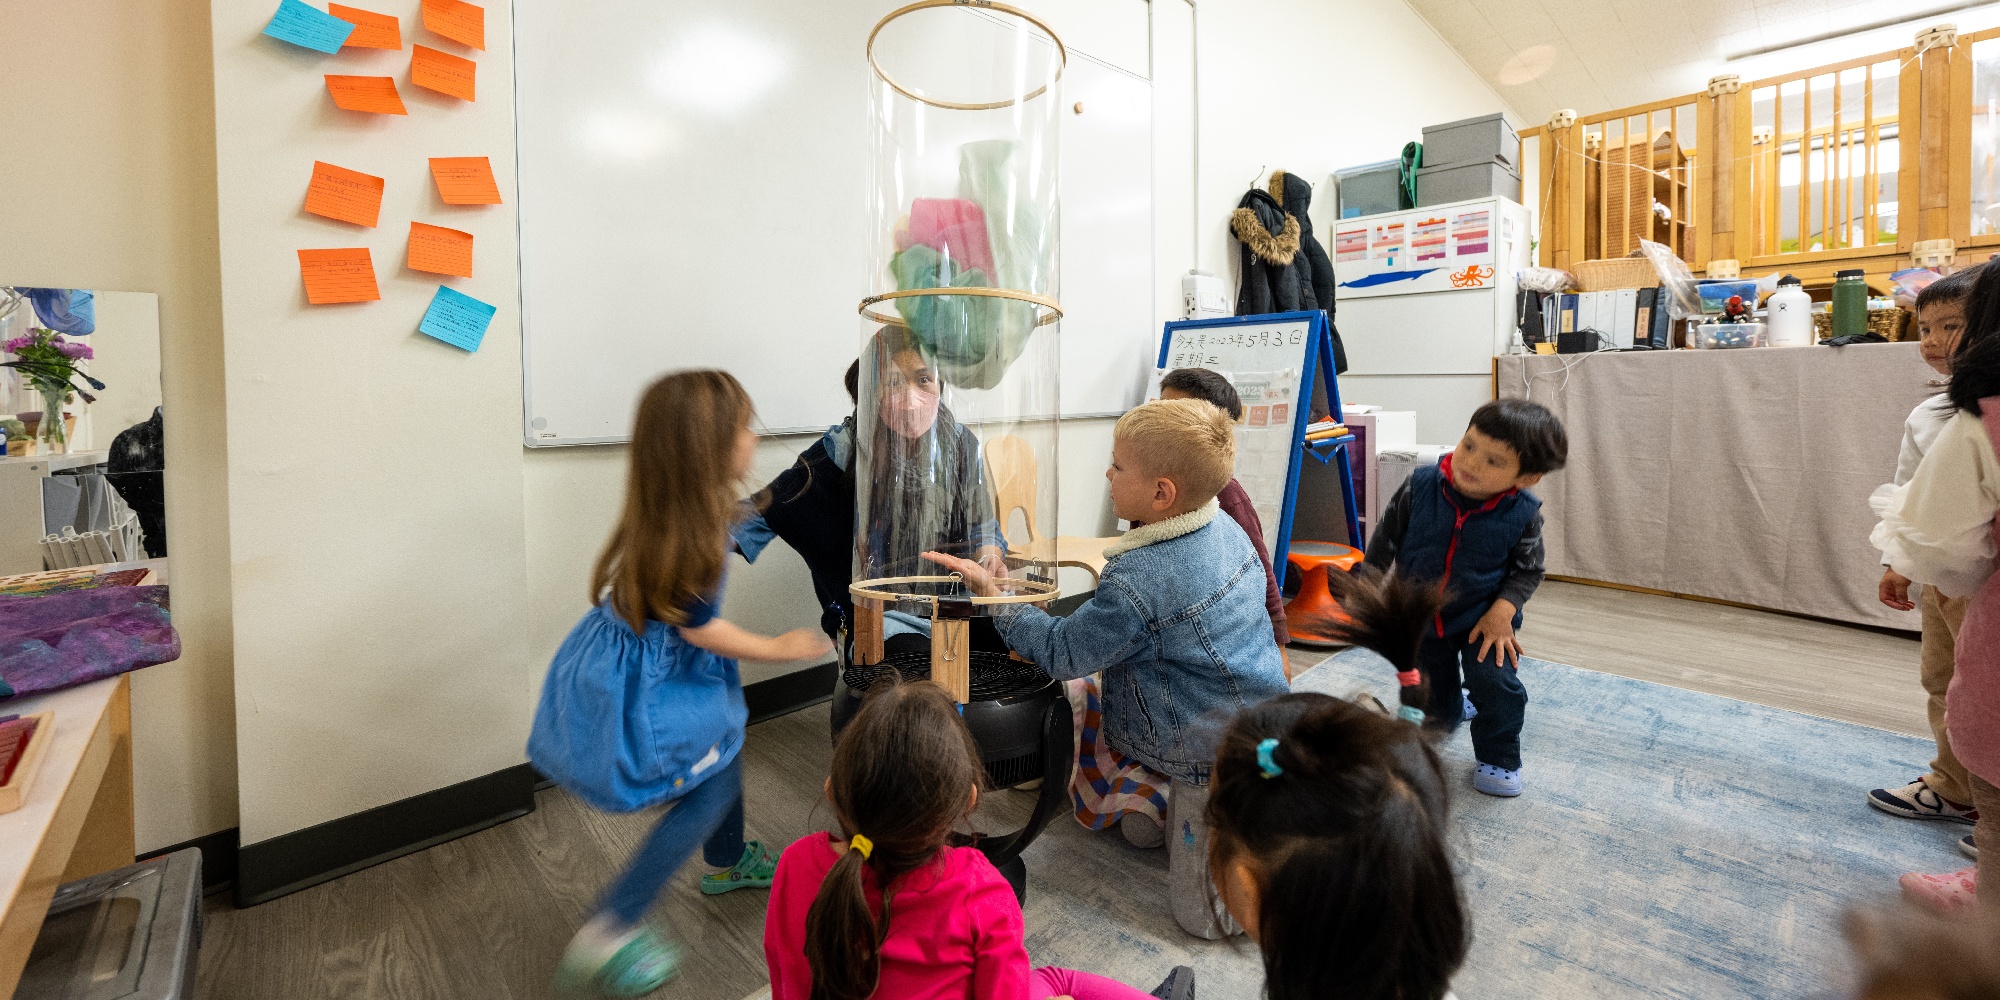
[1870,265,1986,854]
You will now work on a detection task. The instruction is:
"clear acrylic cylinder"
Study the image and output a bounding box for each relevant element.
[852,1,1064,616]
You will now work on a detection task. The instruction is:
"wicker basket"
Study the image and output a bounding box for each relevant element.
[1811,307,1912,342]
[1571,257,1659,292]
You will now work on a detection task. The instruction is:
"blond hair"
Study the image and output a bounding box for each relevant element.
[594,370,754,633]
[1115,398,1235,505]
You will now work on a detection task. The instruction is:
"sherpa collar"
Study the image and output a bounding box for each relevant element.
[1104,501,1221,559]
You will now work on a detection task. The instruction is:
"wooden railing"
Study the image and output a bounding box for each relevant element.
[1523,23,1983,284]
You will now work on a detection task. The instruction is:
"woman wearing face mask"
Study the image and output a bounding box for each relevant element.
[733,326,1008,650]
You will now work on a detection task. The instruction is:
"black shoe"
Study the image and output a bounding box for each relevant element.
[1150,966,1194,1000]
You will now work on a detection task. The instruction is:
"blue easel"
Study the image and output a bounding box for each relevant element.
[1156,310,1362,588]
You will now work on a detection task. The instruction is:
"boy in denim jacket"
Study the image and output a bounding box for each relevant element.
[926,398,1288,939]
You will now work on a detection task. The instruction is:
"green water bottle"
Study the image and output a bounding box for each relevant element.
[1833,269,1868,338]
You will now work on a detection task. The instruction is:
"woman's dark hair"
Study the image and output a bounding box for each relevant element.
[844,359,860,406]
[1207,694,1467,1000]
[1949,262,2000,414]
[1207,570,1466,1000]
[1467,398,1567,475]
[805,680,985,1000]
[1160,367,1244,421]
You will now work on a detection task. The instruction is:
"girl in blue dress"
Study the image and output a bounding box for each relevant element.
[529,370,833,996]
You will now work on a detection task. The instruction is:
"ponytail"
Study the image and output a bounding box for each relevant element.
[1326,567,1446,722]
[804,841,890,1000]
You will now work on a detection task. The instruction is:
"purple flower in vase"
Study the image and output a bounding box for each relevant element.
[56,340,93,360]
[3,336,31,354]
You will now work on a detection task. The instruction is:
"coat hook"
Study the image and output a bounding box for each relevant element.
[1248,164,1266,187]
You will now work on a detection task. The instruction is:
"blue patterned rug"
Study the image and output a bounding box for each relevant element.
[1010,652,1965,1000]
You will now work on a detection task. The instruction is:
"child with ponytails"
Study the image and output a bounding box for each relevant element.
[528,370,834,995]
[1205,569,1469,1000]
[763,679,1193,1000]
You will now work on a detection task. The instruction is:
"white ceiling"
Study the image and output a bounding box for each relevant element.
[1410,0,2000,126]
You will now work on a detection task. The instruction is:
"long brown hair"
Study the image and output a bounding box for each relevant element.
[805,680,985,1000]
[592,370,753,633]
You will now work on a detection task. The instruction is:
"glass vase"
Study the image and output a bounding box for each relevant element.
[37,384,66,454]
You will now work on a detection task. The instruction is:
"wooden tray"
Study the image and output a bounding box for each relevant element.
[0,712,55,814]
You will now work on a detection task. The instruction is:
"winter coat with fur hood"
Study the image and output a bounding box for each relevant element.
[1231,171,1348,373]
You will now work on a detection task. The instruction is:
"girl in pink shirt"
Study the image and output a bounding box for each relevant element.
[763,680,1188,1000]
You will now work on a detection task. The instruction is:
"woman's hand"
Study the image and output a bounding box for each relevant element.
[975,545,1009,581]
[922,551,1001,597]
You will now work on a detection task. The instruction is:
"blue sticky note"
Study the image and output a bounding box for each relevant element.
[419,286,497,352]
[263,0,356,54]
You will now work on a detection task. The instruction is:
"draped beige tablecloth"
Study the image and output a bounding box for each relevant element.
[1496,342,1933,630]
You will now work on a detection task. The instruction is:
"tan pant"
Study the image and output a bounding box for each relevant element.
[1921,586,1975,806]
[1974,776,1999,918]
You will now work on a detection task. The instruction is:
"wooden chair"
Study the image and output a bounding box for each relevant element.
[983,434,1119,586]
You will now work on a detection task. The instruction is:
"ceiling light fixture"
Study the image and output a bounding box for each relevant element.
[1725,0,1998,61]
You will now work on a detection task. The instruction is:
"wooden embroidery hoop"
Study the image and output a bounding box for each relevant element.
[849,574,1057,702]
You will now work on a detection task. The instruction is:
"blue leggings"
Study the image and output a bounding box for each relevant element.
[597,755,745,926]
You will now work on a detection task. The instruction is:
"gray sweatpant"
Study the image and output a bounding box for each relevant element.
[1167,778,1242,939]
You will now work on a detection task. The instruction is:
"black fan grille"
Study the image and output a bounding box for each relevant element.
[844,649,1052,702]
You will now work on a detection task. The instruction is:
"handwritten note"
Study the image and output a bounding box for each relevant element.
[429,157,502,205]
[421,0,485,49]
[411,45,476,101]
[328,3,400,49]
[298,248,380,305]
[324,75,408,115]
[264,0,355,53]
[419,286,496,351]
[407,222,474,277]
[303,161,385,227]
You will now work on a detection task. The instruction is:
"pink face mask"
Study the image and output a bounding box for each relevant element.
[881,386,940,440]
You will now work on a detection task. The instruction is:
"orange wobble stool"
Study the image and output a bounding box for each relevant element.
[1283,540,1365,647]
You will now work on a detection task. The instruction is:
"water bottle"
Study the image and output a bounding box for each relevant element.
[1833,269,1868,337]
[1766,275,1813,347]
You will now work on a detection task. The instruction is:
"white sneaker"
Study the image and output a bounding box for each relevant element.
[1867,778,1979,824]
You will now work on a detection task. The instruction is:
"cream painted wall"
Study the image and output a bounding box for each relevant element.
[209,0,533,844]
[0,0,236,852]
[77,292,165,453]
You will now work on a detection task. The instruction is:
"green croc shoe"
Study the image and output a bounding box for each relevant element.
[554,927,682,997]
[701,840,777,895]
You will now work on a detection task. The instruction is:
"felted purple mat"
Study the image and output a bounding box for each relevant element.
[0,585,179,699]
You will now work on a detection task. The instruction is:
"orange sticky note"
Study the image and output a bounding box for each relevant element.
[407,222,473,277]
[324,75,408,115]
[303,161,385,228]
[298,248,380,304]
[421,0,484,49]
[412,44,476,101]
[429,157,502,205]
[329,4,400,49]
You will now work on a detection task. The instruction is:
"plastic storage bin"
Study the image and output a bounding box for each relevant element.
[1421,113,1519,172]
[1335,160,1404,219]
[17,848,203,1000]
[1694,321,1767,349]
[1416,161,1521,207]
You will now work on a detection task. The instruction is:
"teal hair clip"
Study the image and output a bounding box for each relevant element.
[1397,705,1427,725]
[1256,737,1283,778]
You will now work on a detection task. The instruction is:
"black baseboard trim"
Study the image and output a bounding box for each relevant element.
[234,763,538,908]
[745,661,837,725]
[142,827,240,894]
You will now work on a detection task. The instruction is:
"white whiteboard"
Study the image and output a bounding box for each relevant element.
[514,0,1154,444]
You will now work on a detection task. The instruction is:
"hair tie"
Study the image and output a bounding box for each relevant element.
[1255,737,1284,778]
[1396,669,1422,687]
[848,834,874,860]
[1397,705,1427,724]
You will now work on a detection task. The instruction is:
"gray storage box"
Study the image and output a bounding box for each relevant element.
[1416,160,1521,207]
[17,848,203,1000]
[1421,113,1519,172]
[1334,159,1404,219]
